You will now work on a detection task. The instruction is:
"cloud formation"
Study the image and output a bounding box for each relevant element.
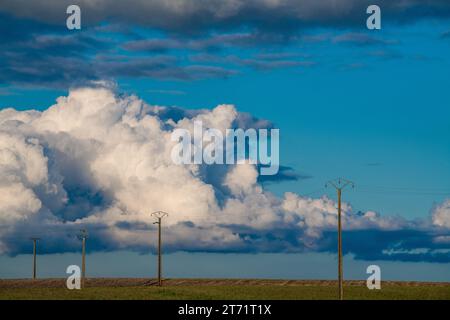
[2,0,443,88]
[432,199,450,228]
[0,86,449,261]
[1,0,450,32]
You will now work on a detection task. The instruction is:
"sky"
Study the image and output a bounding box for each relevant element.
[0,0,449,281]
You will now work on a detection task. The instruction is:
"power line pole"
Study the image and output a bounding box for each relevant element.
[30,237,40,280]
[326,178,354,300]
[151,211,168,286]
[77,229,88,288]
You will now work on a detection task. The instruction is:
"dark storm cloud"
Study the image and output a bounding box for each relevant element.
[189,53,315,71]
[0,55,96,88]
[258,166,311,184]
[0,12,246,87]
[4,217,450,262]
[2,0,442,88]
[174,223,450,263]
[0,14,113,87]
[123,32,295,53]
[106,57,237,80]
[0,42,237,88]
[330,229,450,263]
[235,57,314,70]
[1,0,450,33]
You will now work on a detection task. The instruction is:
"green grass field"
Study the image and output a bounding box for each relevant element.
[1,279,449,300]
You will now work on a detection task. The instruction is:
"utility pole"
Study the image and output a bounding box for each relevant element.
[326,178,354,300]
[151,211,168,286]
[77,229,88,288]
[30,237,40,280]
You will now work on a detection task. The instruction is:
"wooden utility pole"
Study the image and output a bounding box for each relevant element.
[30,238,40,280]
[78,229,88,287]
[326,178,354,300]
[151,211,168,286]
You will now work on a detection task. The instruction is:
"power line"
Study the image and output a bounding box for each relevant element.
[354,189,449,196]
[357,184,450,192]
[300,184,449,197]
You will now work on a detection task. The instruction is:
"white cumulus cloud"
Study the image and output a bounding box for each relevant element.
[0,86,448,262]
[432,199,450,228]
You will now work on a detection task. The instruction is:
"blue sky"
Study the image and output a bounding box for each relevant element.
[0,1,449,280]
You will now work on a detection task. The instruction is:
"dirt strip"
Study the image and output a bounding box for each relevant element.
[1,278,449,289]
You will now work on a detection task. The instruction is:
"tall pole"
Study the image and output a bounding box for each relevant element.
[158,217,162,286]
[326,178,354,300]
[31,238,40,280]
[337,188,343,300]
[78,229,88,288]
[151,211,168,286]
[82,236,86,281]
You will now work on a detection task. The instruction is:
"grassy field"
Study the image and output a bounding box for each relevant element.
[1,279,449,300]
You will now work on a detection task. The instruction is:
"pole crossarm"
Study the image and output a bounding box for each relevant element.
[77,229,89,240]
[151,211,169,221]
[325,178,355,191]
